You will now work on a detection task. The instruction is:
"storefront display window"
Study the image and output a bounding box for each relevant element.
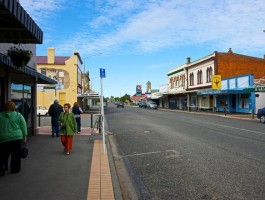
[11,83,32,128]
[239,95,249,109]
[190,96,197,106]
[220,99,228,107]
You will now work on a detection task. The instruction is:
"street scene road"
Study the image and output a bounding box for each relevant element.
[105,104,265,200]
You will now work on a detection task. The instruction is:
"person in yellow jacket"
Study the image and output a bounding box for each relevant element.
[0,101,27,176]
[58,103,77,155]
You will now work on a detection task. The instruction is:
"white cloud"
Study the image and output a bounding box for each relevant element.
[21,0,265,56]
[20,0,65,20]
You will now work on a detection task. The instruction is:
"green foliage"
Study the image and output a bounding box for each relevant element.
[7,46,33,67]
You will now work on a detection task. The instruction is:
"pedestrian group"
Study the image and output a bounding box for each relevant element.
[0,100,83,177]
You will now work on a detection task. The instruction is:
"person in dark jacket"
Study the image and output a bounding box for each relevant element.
[72,102,83,134]
[0,101,27,176]
[48,99,63,137]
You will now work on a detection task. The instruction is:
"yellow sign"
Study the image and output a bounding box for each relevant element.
[212,75,222,90]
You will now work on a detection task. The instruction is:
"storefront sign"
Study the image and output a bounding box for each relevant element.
[136,85,142,96]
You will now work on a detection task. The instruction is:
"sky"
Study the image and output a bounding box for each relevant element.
[20,0,265,98]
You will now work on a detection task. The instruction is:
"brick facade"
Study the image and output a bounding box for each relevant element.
[216,51,265,79]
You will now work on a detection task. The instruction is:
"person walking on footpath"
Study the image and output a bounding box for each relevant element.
[0,101,27,176]
[59,103,77,155]
[72,102,83,134]
[48,99,63,137]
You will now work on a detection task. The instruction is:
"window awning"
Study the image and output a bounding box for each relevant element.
[0,0,43,44]
[0,53,57,84]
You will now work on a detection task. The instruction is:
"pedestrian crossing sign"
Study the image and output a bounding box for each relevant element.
[212,75,222,90]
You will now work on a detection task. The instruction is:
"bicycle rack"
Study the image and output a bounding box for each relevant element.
[89,114,103,141]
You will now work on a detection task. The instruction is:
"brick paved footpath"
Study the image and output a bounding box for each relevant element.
[38,126,115,200]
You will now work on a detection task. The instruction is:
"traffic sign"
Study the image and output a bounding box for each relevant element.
[100,68,106,78]
[212,75,222,90]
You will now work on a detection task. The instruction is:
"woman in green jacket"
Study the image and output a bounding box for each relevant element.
[58,103,77,155]
[0,101,27,176]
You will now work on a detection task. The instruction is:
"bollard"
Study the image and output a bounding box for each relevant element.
[91,114,93,128]
[224,107,226,116]
[38,113,41,127]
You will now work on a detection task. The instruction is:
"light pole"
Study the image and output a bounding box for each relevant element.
[82,53,102,110]
[82,53,102,78]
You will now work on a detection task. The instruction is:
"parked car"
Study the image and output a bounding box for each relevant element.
[37,105,49,116]
[146,101,158,109]
[139,101,147,108]
[117,102,124,108]
[257,107,265,123]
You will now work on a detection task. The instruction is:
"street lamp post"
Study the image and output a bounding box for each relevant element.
[82,53,102,110]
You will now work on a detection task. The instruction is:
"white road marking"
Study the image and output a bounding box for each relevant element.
[120,150,177,158]
[192,120,265,135]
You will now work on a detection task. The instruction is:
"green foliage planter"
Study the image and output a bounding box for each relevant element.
[7,47,33,67]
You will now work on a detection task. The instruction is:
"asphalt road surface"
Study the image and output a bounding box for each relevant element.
[105,104,265,200]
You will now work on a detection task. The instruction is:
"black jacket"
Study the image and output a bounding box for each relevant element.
[48,103,63,123]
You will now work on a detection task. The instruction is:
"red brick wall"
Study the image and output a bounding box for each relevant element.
[216,52,265,79]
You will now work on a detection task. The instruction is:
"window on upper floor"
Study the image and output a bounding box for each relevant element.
[40,68,46,75]
[189,73,194,86]
[170,77,174,89]
[209,67,212,82]
[182,76,185,87]
[206,67,213,82]
[197,70,203,84]
[175,78,178,88]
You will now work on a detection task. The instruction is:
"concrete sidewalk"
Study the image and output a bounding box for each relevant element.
[0,109,259,200]
[0,126,115,200]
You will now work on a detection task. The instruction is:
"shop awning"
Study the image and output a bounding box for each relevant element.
[0,53,57,84]
[0,0,43,44]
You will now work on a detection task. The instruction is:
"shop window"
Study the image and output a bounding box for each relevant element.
[239,94,249,109]
[190,96,197,107]
[11,83,32,127]
[220,99,228,107]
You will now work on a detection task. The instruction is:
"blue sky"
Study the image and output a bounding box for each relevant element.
[20,0,265,98]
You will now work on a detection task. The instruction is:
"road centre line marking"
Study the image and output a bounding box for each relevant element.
[192,120,265,135]
[120,150,177,158]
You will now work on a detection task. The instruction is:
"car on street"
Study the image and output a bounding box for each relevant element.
[146,101,158,109]
[37,105,49,116]
[257,107,265,123]
[116,102,124,108]
[139,101,147,108]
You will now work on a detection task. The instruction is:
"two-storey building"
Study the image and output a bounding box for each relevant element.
[165,49,265,113]
[37,48,83,109]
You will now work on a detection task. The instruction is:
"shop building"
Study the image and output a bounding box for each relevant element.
[0,0,56,135]
[163,49,265,113]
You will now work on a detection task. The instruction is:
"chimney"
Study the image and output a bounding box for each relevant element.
[47,48,55,64]
[186,57,191,64]
[228,48,233,53]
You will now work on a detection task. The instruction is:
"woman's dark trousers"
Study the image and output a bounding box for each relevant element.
[0,139,22,174]
[76,117,81,132]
